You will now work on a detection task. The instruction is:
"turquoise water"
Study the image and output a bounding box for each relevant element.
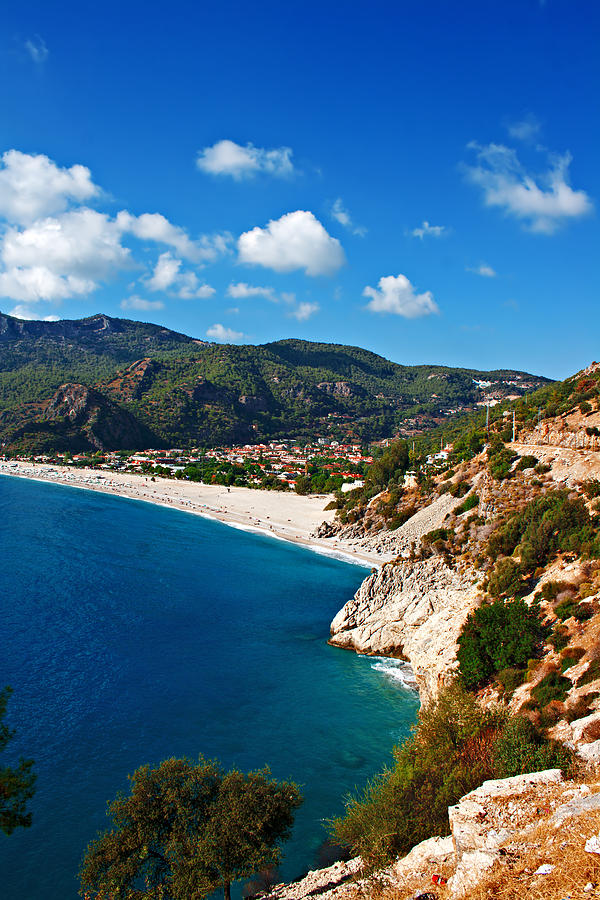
[0,474,418,899]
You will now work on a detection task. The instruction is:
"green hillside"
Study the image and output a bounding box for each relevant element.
[0,312,552,452]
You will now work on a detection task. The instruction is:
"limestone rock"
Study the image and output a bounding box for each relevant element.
[390,835,455,878]
[329,557,481,702]
[448,770,563,897]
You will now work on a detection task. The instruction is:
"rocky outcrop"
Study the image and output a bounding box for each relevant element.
[329,558,481,702]
[448,769,563,896]
[4,383,159,452]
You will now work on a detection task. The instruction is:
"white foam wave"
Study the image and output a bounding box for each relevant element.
[370,657,418,692]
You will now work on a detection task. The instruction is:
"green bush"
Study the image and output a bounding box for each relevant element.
[515,455,539,471]
[548,626,569,652]
[555,599,593,622]
[422,527,452,545]
[455,493,480,515]
[582,480,600,499]
[487,490,597,576]
[450,480,470,498]
[492,716,572,777]
[487,557,523,599]
[532,670,571,707]
[330,686,572,868]
[534,462,551,474]
[495,667,526,696]
[458,598,549,689]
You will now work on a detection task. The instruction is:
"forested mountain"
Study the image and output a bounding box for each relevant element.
[0,312,551,452]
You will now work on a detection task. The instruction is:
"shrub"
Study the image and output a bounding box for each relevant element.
[577,656,600,688]
[388,507,416,530]
[455,493,480,515]
[487,557,523,599]
[330,686,573,868]
[582,480,600,499]
[555,599,593,622]
[515,455,539,471]
[450,480,470,498]
[488,446,518,480]
[458,598,549,689]
[534,462,551,474]
[548,626,569,652]
[487,490,597,576]
[560,647,586,672]
[492,716,572,777]
[422,527,451,545]
[532,670,571,707]
[495,667,526,696]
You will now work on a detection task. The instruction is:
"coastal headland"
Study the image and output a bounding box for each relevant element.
[0,461,390,568]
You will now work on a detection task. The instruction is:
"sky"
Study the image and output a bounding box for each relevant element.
[0,0,598,379]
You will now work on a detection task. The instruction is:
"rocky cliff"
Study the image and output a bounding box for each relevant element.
[329,558,481,703]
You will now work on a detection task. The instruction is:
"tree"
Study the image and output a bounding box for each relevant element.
[0,686,36,835]
[79,756,302,900]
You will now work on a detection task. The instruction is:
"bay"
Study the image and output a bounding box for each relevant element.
[0,474,418,899]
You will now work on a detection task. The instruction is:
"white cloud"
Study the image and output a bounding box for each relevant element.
[116,211,230,263]
[24,36,49,64]
[507,115,541,143]
[197,140,294,180]
[9,304,58,321]
[331,198,366,236]
[225,306,240,315]
[226,282,276,301]
[410,220,447,239]
[0,150,99,225]
[288,301,319,321]
[146,252,215,298]
[0,149,227,310]
[206,323,244,342]
[465,142,593,233]
[238,210,345,276]
[363,274,439,318]
[120,295,164,311]
[467,263,497,278]
[0,209,130,302]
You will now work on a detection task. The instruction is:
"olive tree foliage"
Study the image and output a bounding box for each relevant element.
[79,756,303,900]
[0,686,36,835]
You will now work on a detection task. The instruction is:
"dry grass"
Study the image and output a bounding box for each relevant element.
[466,809,600,900]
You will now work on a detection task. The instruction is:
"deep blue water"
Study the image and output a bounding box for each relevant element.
[0,474,418,899]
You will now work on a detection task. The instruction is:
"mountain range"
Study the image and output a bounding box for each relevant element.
[0,312,552,453]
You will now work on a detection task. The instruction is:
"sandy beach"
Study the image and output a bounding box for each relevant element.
[0,461,392,567]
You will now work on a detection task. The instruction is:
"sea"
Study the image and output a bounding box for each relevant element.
[0,474,419,899]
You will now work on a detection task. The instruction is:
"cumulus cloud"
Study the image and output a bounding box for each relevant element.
[197,140,294,180]
[288,301,319,321]
[226,282,276,301]
[116,211,230,263]
[121,295,164,312]
[0,150,99,225]
[465,142,593,233]
[206,323,244,342]
[0,149,227,310]
[331,198,366,236]
[363,274,439,318]
[0,209,131,302]
[467,263,497,277]
[24,36,49,64]
[410,220,447,239]
[238,210,345,276]
[146,252,215,298]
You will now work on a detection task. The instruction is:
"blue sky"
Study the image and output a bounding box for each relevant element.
[0,0,597,378]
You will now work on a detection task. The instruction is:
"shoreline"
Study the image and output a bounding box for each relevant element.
[0,461,392,568]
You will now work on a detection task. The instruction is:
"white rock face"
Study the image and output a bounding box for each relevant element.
[448,770,563,897]
[390,834,455,877]
[329,558,481,702]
